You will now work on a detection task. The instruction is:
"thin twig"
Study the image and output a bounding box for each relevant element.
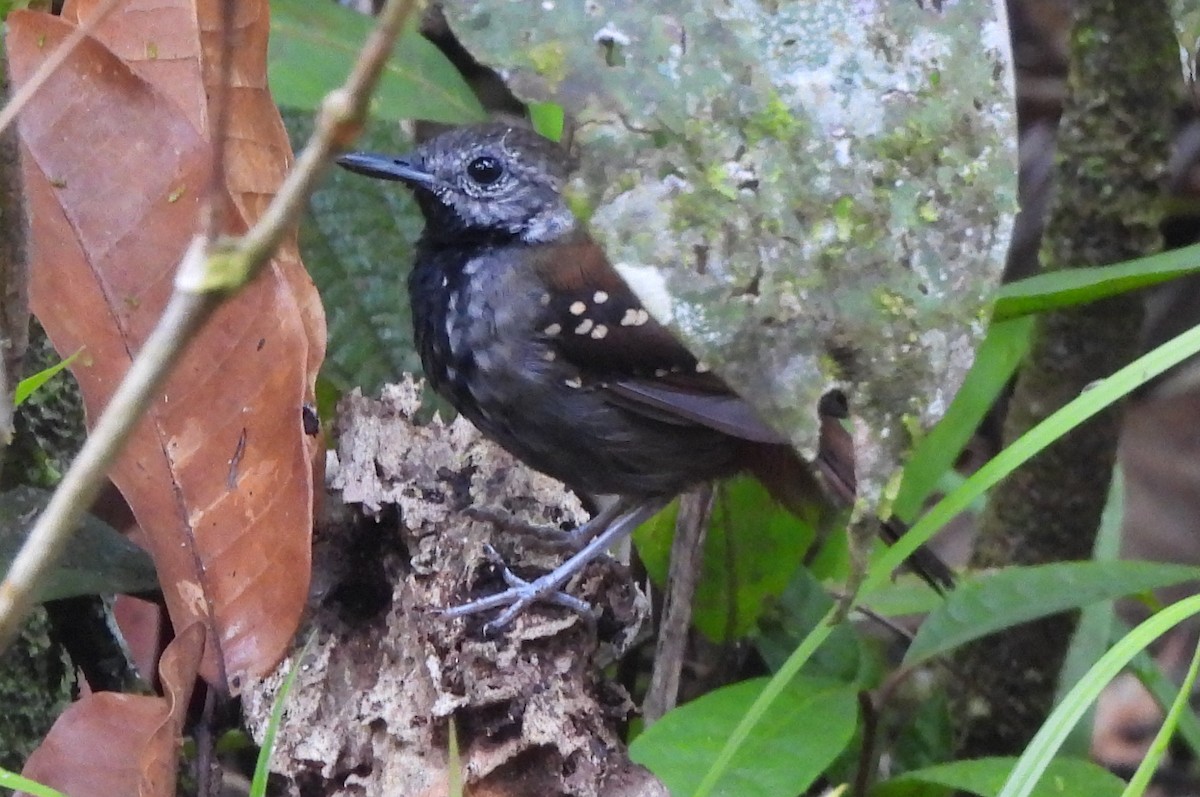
[0,0,127,137]
[643,484,714,725]
[199,0,237,243]
[0,0,420,654]
[852,691,877,797]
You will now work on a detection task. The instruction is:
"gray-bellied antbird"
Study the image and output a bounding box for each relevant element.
[338,123,952,634]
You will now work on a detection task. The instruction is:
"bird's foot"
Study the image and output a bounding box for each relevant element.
[441,544,596,635]
[443,498,668,634]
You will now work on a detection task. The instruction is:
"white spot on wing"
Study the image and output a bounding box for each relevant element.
[593,290,609,304]
[564,376,583,388]
[544,322,562,335]
[612,263,672,322]
[619,308,651,327]
[575,319,594,335]
[590,325,608,339]
[569,301,587,315]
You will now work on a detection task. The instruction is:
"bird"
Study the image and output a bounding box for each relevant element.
[337,123,953,632]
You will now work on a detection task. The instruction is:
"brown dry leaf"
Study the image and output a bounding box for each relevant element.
[63,0,326,376]
[9,4,324,687]
[20,622,205,797]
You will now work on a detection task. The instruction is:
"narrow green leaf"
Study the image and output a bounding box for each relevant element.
[696,324,1200,797]
[268,0,484,123]
[905,561,1200,666]
[993,243,1200,321]
[872,322,1200,589]
[998,594,1200,797]
[690,606,838,797]
[14,348,81,407]
[870,757,1124,797]
[0,768,67,797]
[448,718,463,797]
[630,677,857,797]
[1122,636,1200,797]
[895,317,1032,519]
[756,566,868,685]
[1053,470,1123,756]
[858,578,943,618]
[251,631,317,797]
[1125,620,1200,757]
[0,486,158,602]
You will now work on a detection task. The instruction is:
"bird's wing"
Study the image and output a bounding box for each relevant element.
[526,234,786,444]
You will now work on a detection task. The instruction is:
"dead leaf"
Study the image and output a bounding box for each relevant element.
[10,3,325,687]
[20,622,205,797]
[64,0,326,377]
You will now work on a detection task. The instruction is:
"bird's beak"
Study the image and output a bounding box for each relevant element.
[336,152,435,187]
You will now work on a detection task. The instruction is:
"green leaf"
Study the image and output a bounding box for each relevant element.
[695,322,1200,797]
[895,316,1032,519]
[268,0,484,123]
[251,631,316,797]
[905,561,1200,666]
[633,477,814,641]
[858,578,943,618]
[630,676,857,797]
[887,689,954,775]
[1123,636,1200,797]
[1125,620,1200,758]
[998,594,1200,797]
[0,486,158,602]
[529,101,565,142]
[1053,470,1123,756]
[14,348,81,407]
[756,566,868,684]
[993,243,1200,321]
[286,111,423,394]
[0,768,67,797]
[872,321,1200,590]
[870,757,1125,797]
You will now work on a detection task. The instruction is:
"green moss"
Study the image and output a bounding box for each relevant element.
[526,40,569,85]
[745,91,803,144]
[702,163,738,200]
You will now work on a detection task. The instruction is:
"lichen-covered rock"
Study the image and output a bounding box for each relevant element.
[440,0,1017,505]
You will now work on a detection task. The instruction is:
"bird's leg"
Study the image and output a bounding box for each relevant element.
[443,497,669,634]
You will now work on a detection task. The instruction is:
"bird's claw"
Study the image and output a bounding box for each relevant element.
[442,500,666,634]
[441,544,596,634]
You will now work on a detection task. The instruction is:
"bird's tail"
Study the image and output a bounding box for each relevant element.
[748,394,956,594]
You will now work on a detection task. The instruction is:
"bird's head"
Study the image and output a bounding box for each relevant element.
[337,123,576,245]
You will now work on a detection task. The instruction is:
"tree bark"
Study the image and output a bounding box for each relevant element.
[950,0,1177,757]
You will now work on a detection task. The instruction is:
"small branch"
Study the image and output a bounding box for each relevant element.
[852,691,877,797]
[199,0,238,243]
[0,0,419,654]
[643,485,713,725]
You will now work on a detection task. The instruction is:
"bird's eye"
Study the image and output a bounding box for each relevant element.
[466,156,504,185]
